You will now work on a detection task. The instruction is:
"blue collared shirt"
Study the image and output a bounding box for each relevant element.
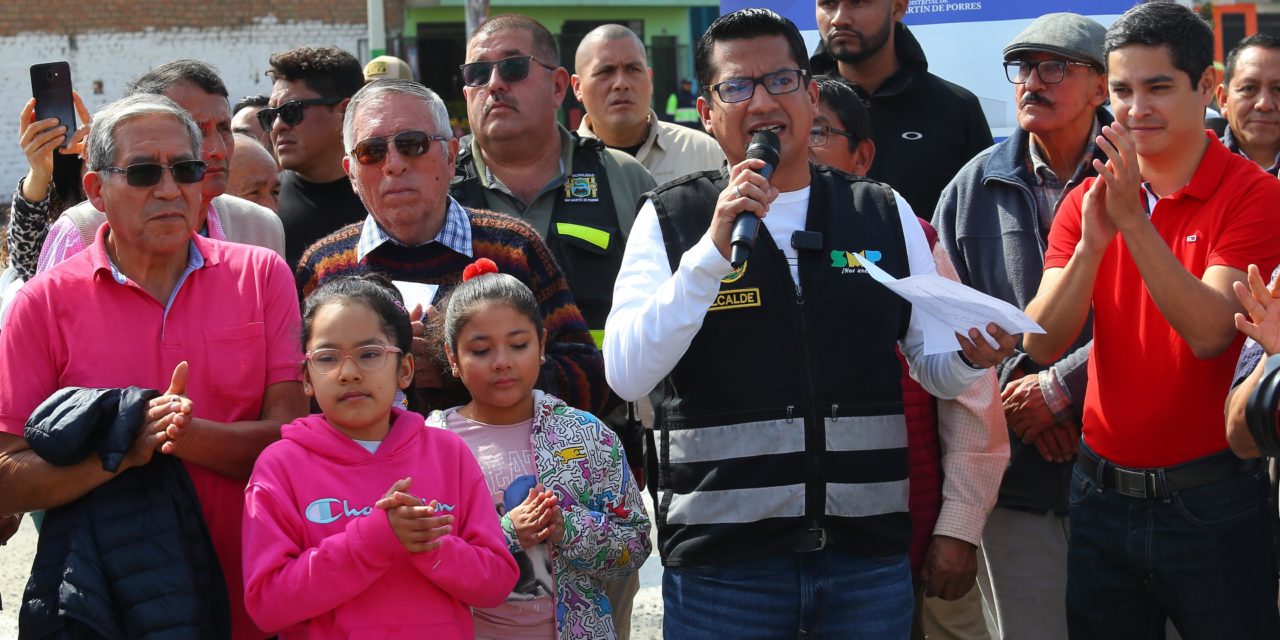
[356,196,473,262]
[106,238,206,333]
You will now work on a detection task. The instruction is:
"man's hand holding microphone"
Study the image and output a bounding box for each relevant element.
[712,131,781,266]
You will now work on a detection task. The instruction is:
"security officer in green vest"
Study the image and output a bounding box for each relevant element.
[453,14,655,339]
[604,9,1018,638]
[665,78,702,128]
[452,14,655,640]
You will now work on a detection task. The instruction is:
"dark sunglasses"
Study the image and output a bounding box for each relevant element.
[459,55,557,88]
[100,160,207,187]
[351,130,450,165]
[257,97,343,129]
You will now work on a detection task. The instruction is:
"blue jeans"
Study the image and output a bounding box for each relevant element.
[1066,450,1280,639]
[663,547,913,639]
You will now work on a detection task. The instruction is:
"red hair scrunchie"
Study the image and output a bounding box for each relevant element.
[462,257,500,282]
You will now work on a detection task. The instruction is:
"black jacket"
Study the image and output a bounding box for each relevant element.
[21,386,229,639]
[812,23,994,221]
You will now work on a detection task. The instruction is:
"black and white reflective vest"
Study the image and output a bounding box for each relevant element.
[648,165,914,567]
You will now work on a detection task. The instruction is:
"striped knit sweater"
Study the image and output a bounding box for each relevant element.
[295,208,612,416]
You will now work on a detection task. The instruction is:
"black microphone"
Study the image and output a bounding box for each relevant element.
[730,130,781,269]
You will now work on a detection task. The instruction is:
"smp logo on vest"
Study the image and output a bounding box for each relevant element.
[305,497,373,524]
[830,249,881,274]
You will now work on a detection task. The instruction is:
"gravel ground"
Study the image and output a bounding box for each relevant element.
[0,516,34,639]
[0,499,664,640]
[631,550,665,640]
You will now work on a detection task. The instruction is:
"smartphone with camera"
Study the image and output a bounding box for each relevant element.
[30,61,76,148]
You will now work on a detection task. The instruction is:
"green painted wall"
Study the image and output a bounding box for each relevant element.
[404,3,714,125]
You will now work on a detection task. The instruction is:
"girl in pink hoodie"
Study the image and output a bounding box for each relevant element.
[242,274,518,638]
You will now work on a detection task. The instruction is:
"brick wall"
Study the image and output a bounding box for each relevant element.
[0,2,391,201]
[0,0,367,37]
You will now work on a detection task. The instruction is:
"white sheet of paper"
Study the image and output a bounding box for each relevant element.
[392,281,438,316]
[851,253,1045,355]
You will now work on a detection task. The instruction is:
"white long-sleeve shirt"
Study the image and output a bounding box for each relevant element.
[603,186,986,402]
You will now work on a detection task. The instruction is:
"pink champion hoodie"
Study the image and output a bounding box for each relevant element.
[242,408,518,638]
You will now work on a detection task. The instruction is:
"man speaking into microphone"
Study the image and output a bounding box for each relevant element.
[603,8,1017,639]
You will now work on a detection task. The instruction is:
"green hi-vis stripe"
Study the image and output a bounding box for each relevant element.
[556,222,611,250]
[590,329,605,348]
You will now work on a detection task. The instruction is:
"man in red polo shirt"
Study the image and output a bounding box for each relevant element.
[1024,3,1280,637]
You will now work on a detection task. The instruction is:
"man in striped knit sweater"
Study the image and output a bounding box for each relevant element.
[296,79,610,417]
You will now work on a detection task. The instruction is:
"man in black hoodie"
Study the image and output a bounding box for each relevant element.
[812,0,993,220]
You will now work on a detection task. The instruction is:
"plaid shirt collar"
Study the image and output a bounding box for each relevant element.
[356,195,473,262]
[1028,117,1101,188]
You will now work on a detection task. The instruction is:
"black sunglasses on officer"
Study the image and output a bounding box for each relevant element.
[459,55,558,88]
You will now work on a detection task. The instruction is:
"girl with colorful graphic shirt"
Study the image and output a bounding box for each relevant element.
[430,258,652,640]
[242,274,518,638]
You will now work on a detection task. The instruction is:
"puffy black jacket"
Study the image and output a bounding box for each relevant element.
[20,386,229,639]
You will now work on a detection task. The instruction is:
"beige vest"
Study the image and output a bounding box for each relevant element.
[61,194,286,259]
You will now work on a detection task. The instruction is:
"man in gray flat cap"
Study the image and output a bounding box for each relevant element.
[933,13,1108,640]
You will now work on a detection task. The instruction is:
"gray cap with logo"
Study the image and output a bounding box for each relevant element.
[1004,13,1107,69]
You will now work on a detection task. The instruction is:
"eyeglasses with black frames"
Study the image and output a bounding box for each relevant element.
[1003,60,1096,85]
[706,69,807,104]
[809,125,859,148]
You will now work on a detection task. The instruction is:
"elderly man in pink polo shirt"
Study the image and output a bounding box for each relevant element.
[0,93,307,639]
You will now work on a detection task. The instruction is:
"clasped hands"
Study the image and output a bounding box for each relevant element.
[379,477,455,553]
[126,361,194,470]
[1002,371,1078,463]
[509,485,565,549]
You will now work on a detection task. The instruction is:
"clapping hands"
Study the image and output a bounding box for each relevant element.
[1234,264,1280,357]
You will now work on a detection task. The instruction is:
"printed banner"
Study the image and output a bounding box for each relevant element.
[720,0,1141,29]
[717,1,1142,137]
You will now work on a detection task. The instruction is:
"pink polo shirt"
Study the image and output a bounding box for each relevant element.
[0,224,302,639]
